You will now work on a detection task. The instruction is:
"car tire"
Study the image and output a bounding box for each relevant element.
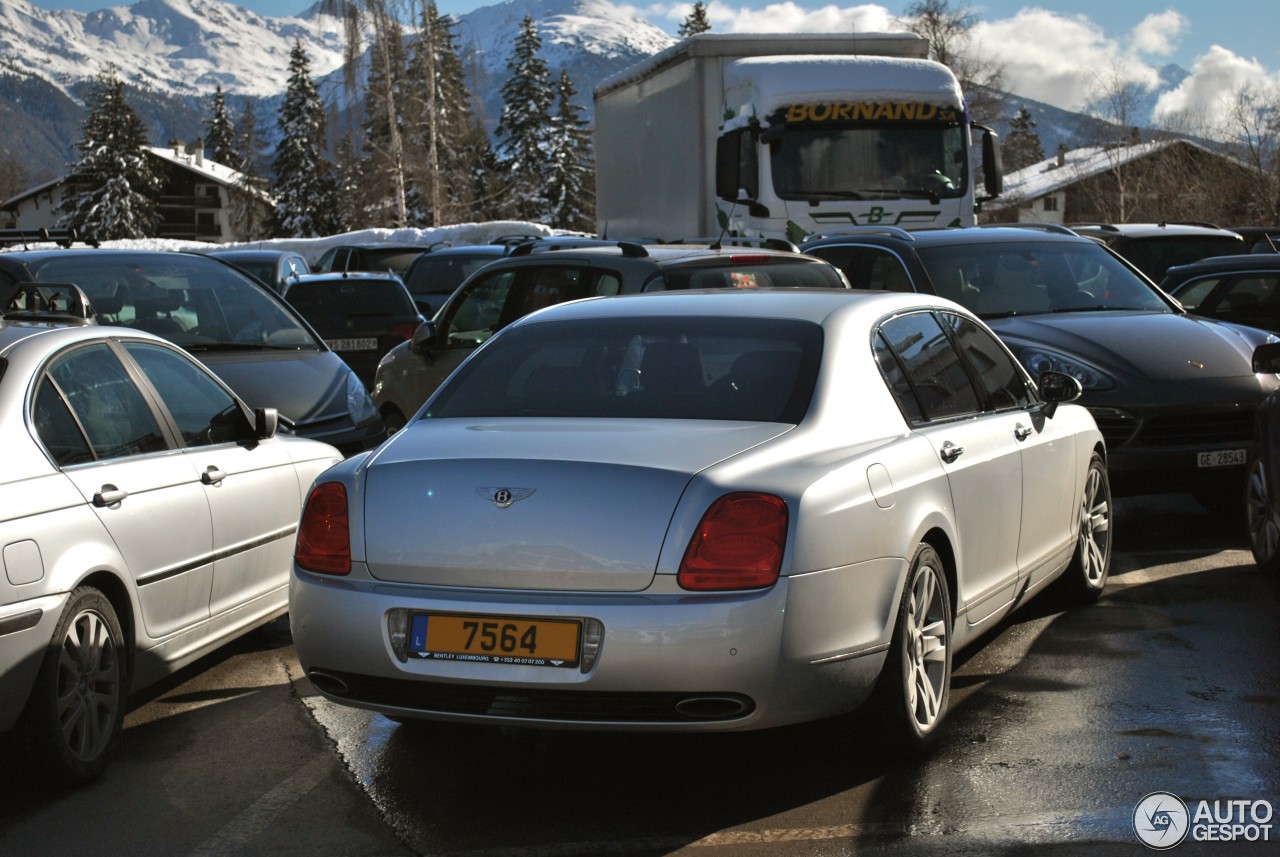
[869,543,952,752]
[18,586,127,786]
[1057,451,1113,602]
[382,407,407,435]
[1246,448,1280,572]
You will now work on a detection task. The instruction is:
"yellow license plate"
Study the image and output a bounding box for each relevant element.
[410,613,580,668]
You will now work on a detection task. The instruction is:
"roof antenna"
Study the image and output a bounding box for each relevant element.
[712,195,744,251]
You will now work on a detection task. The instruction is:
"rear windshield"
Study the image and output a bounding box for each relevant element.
[26,253,320,351]
[654,259,847,291]
[426,316,823,423]
[405,253,499,298]
[1116,236,1246,281]
[286,279,417,326]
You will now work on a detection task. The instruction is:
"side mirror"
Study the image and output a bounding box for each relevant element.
[409,319,438,355]
[254,407,278,440]
[1253,342,1280,374]
[715,131,743,202]
[977,125,1003,198]
[1038,370,1082,419]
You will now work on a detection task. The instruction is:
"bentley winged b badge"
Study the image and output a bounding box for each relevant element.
[477,487,536,509]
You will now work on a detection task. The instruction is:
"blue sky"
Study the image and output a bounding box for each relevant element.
[21,1,1280,123]
[23,2,1277,74]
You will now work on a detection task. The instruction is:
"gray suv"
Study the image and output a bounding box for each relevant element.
[371,241,849,430]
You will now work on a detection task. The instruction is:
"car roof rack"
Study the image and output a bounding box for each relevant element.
[800,226,916,243]
[0,227,100,249]
[672,236,800,252]
[2,282,96,324]
[507,238,650,258]
[979,222,1079,235]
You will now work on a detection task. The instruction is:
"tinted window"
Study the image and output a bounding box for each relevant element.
[427,316,822,424]
[873,332,924,423]
[42,343,167,461]
[124,342,252,447]
[405,253,500,300]
[877,312,980,421]
[286,279,417,329]
[1118,236,1244,281]
[916,241,1168,317]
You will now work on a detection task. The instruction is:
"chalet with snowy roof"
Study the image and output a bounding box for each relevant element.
[0,142,272,243]
[986,138,1259,226]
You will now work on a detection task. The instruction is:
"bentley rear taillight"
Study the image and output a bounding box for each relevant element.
[678,493,787,590]
[296,482,351,575]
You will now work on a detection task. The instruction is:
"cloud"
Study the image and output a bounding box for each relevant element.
[1129,11,1187,57]
[649,2,901,35]
[1153,45,1280,129]
[970,10,1161,111]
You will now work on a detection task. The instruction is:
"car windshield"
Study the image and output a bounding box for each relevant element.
[656,259,847,290]
[426,316,823,423]
[916,241,1172,318]
[26,253,321,351]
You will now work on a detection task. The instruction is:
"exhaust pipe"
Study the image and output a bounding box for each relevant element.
[674,695,752,720]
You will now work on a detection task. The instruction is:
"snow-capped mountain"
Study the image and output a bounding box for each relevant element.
[0,0,675,183]
[0,0,346,99]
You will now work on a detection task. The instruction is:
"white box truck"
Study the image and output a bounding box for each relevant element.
[593,33,1003,243]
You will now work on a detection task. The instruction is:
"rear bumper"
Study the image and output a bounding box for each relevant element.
[289,558,904,732]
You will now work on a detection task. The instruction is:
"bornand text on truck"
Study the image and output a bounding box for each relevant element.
[594,33,1004,243]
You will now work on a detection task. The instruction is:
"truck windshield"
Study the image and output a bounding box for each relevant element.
[769,125,967,201]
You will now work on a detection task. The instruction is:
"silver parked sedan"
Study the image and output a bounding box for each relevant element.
[0,287,342,785]
[290,289,1110,748]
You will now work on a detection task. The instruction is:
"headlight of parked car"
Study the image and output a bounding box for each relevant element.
[1022,349,1113,391]
[347,371,379,423]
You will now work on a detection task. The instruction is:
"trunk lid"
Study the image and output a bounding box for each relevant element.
[361,419,791,591]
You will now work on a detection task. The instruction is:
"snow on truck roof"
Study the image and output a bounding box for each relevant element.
[594,32,929,100]
[724,55,964,122]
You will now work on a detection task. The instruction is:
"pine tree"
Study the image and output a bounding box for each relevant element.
[272,40,340,237]
[544,71,594,232]
[228,96,273,241]
[678,2,712,37]
[360,18,408,227]
[404,1,486,226]
[495,16,554,221]
[204,84,237,166]
[1004,107,1045,172]
[58,66,160,240]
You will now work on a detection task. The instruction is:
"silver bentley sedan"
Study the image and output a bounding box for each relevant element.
[289,288,1110,748]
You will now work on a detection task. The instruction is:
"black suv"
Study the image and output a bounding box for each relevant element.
[801,225,1280,507]
[282,271,425,388]
[1160,253,1280,335]
[371,240,849,430]
[1068,222,1246,283]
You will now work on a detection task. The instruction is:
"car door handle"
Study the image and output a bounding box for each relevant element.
[940,442,964,463]
[1014,424,1033,441]
[93,484,128,507]
[201,466,227,485]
